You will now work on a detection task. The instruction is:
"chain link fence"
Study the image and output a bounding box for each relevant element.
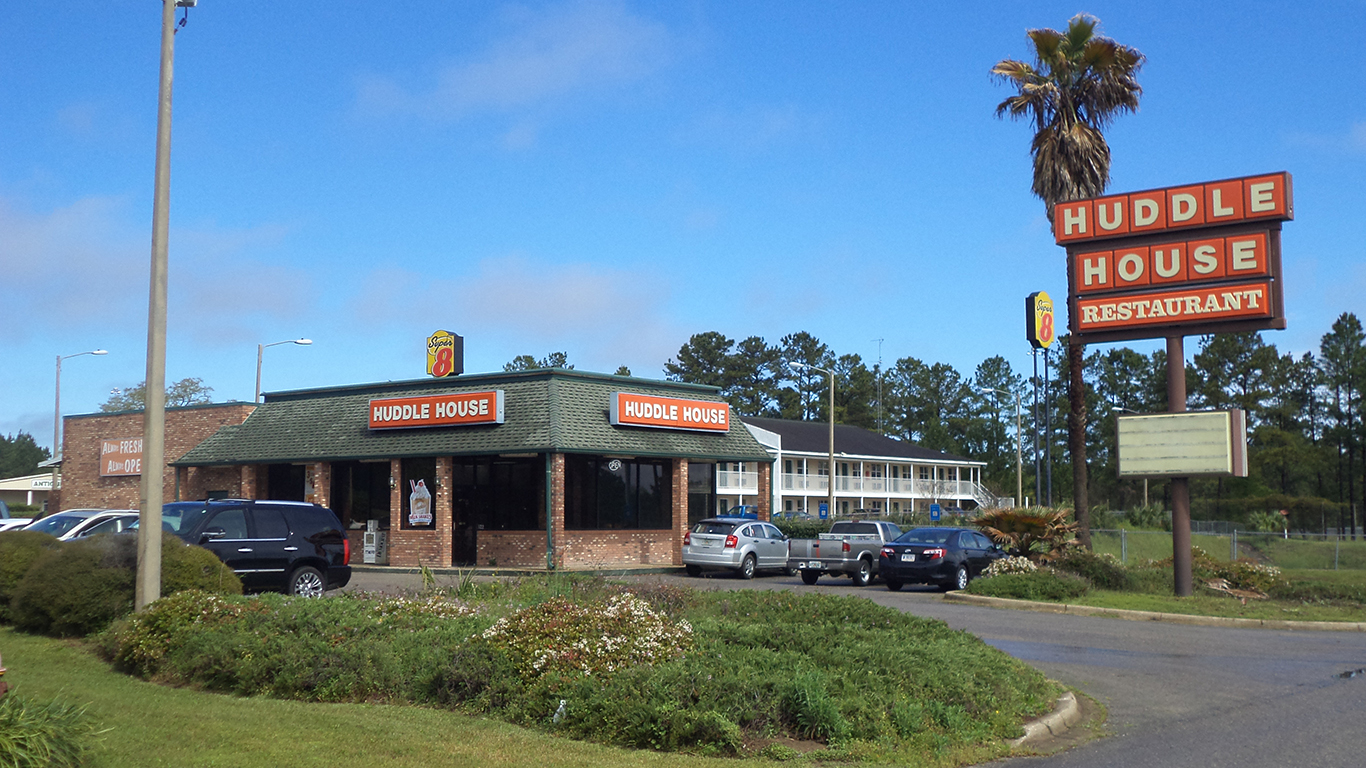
[1092,528,1366,571]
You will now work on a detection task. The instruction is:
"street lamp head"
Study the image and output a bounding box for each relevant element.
[92,349,108,356]
[294,339,312,346]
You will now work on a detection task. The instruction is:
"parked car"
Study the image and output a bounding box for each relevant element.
[0,499,33,531]
[721,505,760,519]
[682,517,790,579]
[57,509,139,540]
[164,500,351,596]
[787,519,903,587]
[877,527,1006,592]
[19,509,106,538]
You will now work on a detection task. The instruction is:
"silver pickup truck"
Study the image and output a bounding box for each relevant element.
[787,520,903,587]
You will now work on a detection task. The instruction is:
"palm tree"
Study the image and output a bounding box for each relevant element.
[992,14,1144,548]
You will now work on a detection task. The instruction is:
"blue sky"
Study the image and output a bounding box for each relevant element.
[3,1,1363,454]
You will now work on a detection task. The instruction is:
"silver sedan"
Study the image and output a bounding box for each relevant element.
[682,518,792,579]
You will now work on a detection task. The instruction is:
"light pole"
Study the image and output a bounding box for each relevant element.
[256,339,312,403]
[981,387,1023,509]
[790,362,835,519]
[54,350,108,512]
[55,350,109,458]
[1112,407,1148,508]
[138,0,199,613]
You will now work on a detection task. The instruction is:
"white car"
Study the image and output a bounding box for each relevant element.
[681,517,793,579]
[0,518,33,532]
[21,509,134,540]
[60,510,140,540]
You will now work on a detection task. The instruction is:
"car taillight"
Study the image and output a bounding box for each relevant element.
[724,534,738,549]
[343,536,351,563]
[683,531,692,545]
[923,548,945,560]
[881,547,895,558]
[842,540,851,553]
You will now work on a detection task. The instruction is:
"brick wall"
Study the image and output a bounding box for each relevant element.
[559,530,676,568]
[671,458,688,565]
[56,403,255,511]
[479,531,545,568]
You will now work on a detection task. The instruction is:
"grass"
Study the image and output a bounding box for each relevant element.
[1091,530,1237,563]
[1062,590,1365,622]
[1,627,742,768]
[1091,528,1366,572]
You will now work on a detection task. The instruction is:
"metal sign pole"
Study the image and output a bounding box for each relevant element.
[1168,335,1193,596]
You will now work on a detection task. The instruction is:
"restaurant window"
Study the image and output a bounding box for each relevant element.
[400,457,437,530]
[687,461,714,527]
[566,455,670,530]
[449,456,544,532]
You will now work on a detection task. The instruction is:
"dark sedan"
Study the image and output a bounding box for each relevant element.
[878,526,1005,592]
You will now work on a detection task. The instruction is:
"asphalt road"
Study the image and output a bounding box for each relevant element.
[345,569,1366,767]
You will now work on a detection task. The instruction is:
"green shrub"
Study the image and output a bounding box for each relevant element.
[965,569,1089,601]
[772,519,831,540]
[0,531,61,623]
[983,555,1037,577]
[98,582,1061,759]
[0,692,101,768]
[1054,548,1134,591]
[1147,547,1285,594]
[1124,504,1171,530]
[10,535,242,637]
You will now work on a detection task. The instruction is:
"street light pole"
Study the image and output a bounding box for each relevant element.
[53,350,108,511]
[981,388,1023,509]
[790,362,835,519]
[256,338,313,403]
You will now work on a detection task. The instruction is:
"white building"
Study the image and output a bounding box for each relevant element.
[0,472,54,512]
[717,417,1010,517]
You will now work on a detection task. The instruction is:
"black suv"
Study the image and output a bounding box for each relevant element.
[162,500,352,597]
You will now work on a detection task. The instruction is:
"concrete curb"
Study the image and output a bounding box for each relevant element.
[943,592,1366,631]
[350,564,684,578]
[1011,691,1080,747]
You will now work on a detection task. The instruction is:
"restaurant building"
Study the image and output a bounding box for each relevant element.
[166,369,772,570]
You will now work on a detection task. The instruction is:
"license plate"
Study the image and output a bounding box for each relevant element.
[805,561,821,569]
[900,553,916,562]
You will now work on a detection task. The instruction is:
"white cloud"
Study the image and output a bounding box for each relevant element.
[346,252,682,371]
[1286,121,1366,154]
[356,0,673,119]
[0,196,145,343]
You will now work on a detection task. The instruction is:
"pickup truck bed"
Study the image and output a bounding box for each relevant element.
[787,520,902,587]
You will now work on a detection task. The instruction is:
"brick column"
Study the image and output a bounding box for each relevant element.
[389,458,402,531]
[240,465,257,500]
[672,459,689,565]
[435,456,453,567]
[309,462,331,508]
[550,453,566,569]
[757,461,772,522]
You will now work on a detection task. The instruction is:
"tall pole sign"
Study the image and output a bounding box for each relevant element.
[1026,292,1055,508]
[1055,171,1293,596]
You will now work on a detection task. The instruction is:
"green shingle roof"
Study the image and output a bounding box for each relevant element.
[174,369,771,466]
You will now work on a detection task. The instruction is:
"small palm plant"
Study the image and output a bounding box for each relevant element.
[974,508,1079,563]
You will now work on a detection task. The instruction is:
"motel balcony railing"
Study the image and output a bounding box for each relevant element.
[717,470,761,492]
[777,474,991,500]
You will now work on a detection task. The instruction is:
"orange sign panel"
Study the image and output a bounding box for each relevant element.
[1076,281,1273,333]
[1075,232,1269,294]
[1055,172,1292,244]
[100,438,143,477]
[610,392,730,432]
[369,391,505,429]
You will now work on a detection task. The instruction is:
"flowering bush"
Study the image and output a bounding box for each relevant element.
[983,556,1037,577]
[479,593,693,679]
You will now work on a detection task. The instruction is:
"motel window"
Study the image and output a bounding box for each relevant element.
[565,456,671,530]
[919,466,930,480]
[867,464,883,478]
[784,459,793,475]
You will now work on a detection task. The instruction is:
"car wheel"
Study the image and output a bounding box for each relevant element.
[288,565,326,598]
[685,564,701,578]
[940,565,969,592]
[739,554,756,580]
[785,564,798,577]
[851,558,872,587]
[800,570,820,585]
[885,579,904,592]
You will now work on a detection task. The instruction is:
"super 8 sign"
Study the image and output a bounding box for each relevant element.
[1054,172,1292,344]
[1026,291,1055,349]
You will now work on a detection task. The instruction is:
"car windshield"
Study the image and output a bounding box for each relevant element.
[897,528,954,545]
[162,502,214,535]
[25,513,89,536]
[692,521,738,535]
